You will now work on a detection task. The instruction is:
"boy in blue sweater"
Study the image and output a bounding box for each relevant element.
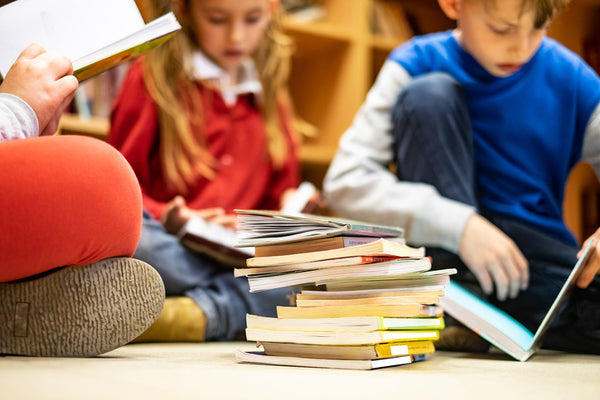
[324,0,600,353]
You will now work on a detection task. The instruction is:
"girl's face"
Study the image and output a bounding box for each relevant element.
[455,0,550,77]
[182,0,272,76]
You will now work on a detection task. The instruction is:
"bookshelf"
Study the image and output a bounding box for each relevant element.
[57,0,600,242]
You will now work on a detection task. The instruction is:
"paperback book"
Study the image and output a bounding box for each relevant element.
[0,0,181,81]
[235,209,404,247]
[235,350,427,371]
[440,240,594,361]
[260,341,436,360]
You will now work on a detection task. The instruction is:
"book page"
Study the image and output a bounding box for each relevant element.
[0,0,144,76]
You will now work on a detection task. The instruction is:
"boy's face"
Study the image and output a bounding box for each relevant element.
[182,0,272,77]
[454,0,551,77]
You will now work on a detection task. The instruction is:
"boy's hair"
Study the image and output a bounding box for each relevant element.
[480,0,571,28]
[141,0,296,193]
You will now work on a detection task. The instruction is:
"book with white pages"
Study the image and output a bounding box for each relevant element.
[440,240,594,361]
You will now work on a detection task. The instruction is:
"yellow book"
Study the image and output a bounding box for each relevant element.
[261,340,436,360]
[246,314,445,332]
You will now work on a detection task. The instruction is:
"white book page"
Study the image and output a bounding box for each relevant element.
[0,0,143,75]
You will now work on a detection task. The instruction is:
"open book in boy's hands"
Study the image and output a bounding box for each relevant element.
[0,0,181,81]
[440,239,594,361]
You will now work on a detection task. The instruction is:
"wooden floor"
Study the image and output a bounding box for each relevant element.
[1,342,599,399]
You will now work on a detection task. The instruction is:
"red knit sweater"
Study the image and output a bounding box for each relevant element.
[108,60,300,220]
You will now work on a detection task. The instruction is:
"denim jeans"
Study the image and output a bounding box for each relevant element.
[391,72,600,354]
[134,211,294,341]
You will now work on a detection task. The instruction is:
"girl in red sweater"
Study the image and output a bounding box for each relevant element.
[109,0,308,341]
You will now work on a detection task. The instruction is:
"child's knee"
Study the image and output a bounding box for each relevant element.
[393,72,464,119]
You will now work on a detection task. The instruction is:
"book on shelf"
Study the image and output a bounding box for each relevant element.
[253,235,405,258]
[235,209,404,247]
[281,0,326,24]
[261,340,436,360]
[234,255,403,277]
[245,327,440,346]
[177,217,254,268]
[440,239,594,362]
[246,314,445,332]
[371,0,414,41]
[0,0,181,81]
[246,239,424,267]
[246,257,432,292]
[276,303,443,319]
[235,349,427,371]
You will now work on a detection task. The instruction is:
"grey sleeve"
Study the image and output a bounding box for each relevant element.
[0,93,39,143]
[323,60,475,253]
[582,103,600,177]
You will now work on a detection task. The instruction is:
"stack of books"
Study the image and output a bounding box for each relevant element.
[233,210,455,370]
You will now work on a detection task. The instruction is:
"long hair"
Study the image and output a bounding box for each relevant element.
[141,0,296,193]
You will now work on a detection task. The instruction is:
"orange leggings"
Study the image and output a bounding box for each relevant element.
[0,135,142,282]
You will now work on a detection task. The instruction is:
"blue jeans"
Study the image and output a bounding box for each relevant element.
[134,211,294,341]
[392,72,600,354]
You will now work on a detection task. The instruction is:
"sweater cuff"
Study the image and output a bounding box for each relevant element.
[0,93,39,141]
[416,196,476,254]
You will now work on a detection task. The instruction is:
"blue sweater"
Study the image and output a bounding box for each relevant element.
[389,31,600,245]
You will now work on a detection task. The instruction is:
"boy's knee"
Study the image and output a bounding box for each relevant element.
[393,72,463,118]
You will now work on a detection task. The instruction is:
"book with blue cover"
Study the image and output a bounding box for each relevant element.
[439,239,594,361]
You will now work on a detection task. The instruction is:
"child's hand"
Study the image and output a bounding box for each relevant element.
[161,196,236,234]
[459,214,529,301]
[576,230,600,288]
[0,43,78,136]
[280,183,324,214]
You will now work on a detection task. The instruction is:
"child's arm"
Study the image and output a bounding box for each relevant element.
[577,103,600,288]
[324,60,474,253]
[324,60,528,301]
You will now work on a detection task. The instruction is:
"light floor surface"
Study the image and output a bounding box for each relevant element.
[1,341,599,400]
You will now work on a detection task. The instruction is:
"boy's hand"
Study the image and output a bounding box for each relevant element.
[576,230,600,288]
[459,214,529,301]
[0,43,78,136]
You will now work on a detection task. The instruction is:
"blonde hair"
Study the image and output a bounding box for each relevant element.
[141,0,296,193]
[480,0,571,28]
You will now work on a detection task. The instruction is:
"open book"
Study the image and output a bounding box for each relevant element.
[176,182,317,267]
[235,209,404,247]
[440,239,594,361]
[0,0,181,81]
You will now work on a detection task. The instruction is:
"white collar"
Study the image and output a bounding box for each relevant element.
[186,50,262,106]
